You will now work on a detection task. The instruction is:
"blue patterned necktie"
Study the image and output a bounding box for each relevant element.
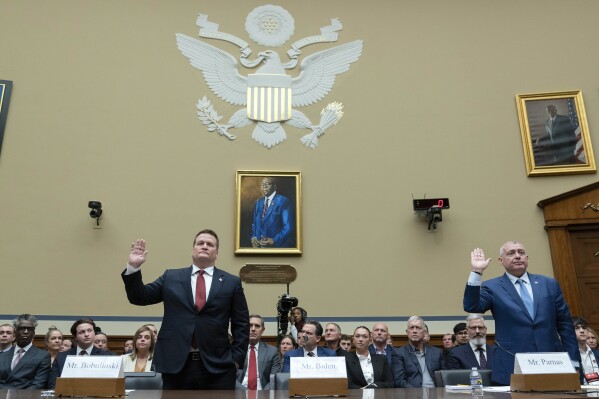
[516,279,535,319]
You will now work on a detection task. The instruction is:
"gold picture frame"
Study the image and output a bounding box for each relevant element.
[235,171,301,255]
[515,90,595,176]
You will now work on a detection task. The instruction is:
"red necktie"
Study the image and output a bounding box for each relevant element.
[195,270,206,311]
[248,345,257,390]
[261,198,269,219]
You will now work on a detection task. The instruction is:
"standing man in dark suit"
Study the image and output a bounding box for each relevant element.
[122,229,249,390]
[236,314,280,390]
[251,177,294,248]
[391,316,444,388]
[447,314,494,371]
[0,314,50,389]
[48,317,115,388]
[464,241,580,385]
[281,320,335,372]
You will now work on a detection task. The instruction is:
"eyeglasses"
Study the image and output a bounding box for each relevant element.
[16,326,35,332]
[467,326,487,331]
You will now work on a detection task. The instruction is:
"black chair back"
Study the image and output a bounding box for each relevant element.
[435,369,492,387]
[124,371,163,390]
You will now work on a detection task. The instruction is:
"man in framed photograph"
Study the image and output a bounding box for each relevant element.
[535,104,578,165]
[251,177,294,248]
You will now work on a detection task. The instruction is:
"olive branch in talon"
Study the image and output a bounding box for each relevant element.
[196,96,236,140]
[300,102,344,149]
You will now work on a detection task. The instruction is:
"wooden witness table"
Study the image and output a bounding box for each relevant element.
[0,389,598,399]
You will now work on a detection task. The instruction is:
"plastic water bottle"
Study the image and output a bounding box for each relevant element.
[470,367,483,395]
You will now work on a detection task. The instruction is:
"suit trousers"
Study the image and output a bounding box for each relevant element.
[162,352,236,390]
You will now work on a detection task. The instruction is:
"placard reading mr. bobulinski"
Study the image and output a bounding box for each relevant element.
[61,356,124,378]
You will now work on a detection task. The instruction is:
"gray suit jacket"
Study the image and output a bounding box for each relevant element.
[391,344,444,388]
[236,342,280,390]
[0,346,51,389]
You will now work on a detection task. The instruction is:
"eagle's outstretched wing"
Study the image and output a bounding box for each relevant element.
[291,40,363,107]
[176,33,247,106]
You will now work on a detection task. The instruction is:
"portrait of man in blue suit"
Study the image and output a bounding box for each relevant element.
[464,241,580,385]
[250,176,295,248]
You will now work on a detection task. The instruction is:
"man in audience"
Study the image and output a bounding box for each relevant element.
[0,324,15,353]
[123,339,134,354]
[453,322,469,346]
[281,321,335,372]
[369,323,393,366]
[0,314,51,389]
[236,315,280,390]
[143,323,158,342]
[392,316,443,388]
[447,314,494,370]
[572,316,599,385]
[49,318,115,388]
[464,242,580,385]
[93,331,117,355]
[323,323,346,355]
[339,334,352,352]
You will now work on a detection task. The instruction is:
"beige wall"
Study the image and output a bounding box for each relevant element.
[1,0,598,335]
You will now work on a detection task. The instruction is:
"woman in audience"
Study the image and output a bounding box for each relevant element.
[60,338,75,352]
[122,326,155,372]
[278,334,297,360]
[289,307,307,341]
[45,326,63,365]
[344,326,393,389]
[588,327,598,350]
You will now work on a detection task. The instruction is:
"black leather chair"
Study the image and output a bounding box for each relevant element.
[124,371,163,390]
[434,369,492,387]
[269,372,290,390]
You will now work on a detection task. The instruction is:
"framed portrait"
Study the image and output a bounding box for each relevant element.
[235,170,302,255]
[515,90,596,176]
[0,80,13,157]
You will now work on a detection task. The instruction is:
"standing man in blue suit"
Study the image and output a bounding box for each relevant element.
[464,241,580,385]
[251,177,294,248]
[123,229,250,390]
[281,321,335,372]
[447,314,494,371]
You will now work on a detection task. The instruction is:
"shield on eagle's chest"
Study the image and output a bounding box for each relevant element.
[247,74,292,123]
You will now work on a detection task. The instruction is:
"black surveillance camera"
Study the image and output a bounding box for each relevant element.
[88,201,103,219]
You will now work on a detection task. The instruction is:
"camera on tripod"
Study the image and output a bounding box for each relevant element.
[276,294,298,338]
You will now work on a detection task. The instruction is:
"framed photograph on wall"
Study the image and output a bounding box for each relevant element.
[515,90,596,176]
[235,171,302,255]
[0,80,13,157]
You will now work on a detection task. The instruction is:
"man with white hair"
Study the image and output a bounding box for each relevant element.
[447,314,494,370]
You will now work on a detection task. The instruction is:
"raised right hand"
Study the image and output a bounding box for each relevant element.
[129,239,148,268]
[471,247,491,273]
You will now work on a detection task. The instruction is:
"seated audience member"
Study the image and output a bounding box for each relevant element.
[236,315,280,390]
[49,317,115,388]
[281,320,335,372]
[45,326,63,366]
[339,334,352,352]
[573,316,599,385]
[369,323,394,367]
[588,327,598,351]
[289,307,307,341]
[392,316,444,388]
[142,323,158,342]
[442,333,454,350]
[0,324,15,353]
[60,338,74,352]
[123,339,134,354]
[423,324,431,344]
[453,322,469,346]
[93,331,117,355]
[345,326,393,389]
[122,326,154,372]
[387,333,393,347]
[447,314,494,371]
[0,314,51,389]
[278,334,297,359]
[324,323,346,355]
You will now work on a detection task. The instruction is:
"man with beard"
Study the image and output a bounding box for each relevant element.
[0,314,51,389]
[447,314,494,370]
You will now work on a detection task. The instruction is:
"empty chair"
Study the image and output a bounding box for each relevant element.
[435,369,492,387]
[124,371,163,390]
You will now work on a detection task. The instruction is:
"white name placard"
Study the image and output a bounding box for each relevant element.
[61,356,124,378]
[290,357,347,378]
[514,352,575,374]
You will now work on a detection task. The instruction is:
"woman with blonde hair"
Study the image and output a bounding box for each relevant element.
[122,326,154,372]
[45,326,63,366]
[588,327,598,350]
